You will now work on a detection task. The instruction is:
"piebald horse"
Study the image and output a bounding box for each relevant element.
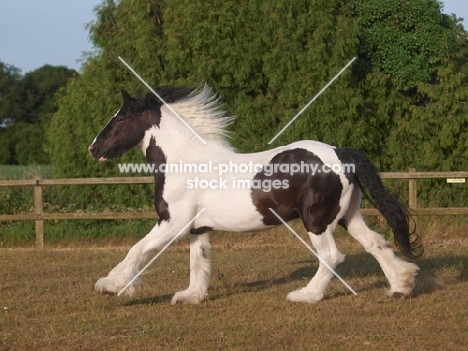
[88,86,422,304]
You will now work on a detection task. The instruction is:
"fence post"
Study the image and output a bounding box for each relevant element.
[408,168,417,209]
[34,176,43,248]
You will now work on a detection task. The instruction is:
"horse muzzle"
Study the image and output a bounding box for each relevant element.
[88,144,108,162]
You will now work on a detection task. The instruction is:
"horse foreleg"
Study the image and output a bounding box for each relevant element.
[171,232,211,305]
[94,217,191,297]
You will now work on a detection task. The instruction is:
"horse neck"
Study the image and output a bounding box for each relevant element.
[141,123,234,163]
[141,101,237,162]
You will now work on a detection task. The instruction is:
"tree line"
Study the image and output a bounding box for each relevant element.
[1,0,467,208]
[0,63,76,164]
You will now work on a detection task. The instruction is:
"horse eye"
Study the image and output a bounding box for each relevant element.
[116,117,124,123]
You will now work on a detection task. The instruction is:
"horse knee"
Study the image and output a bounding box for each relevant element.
[190,234,211,269]
[334,251,346,266]
[309,232,344,268]
[321,250,345,268]
[199,243,211,259]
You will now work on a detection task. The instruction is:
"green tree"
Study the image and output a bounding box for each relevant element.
[349,0,461,166]
[0,64,77,164]
[351,0,455,91]
[47,0,467,208]
[383,18,468,206]
[161,0,361,151]
[348,1,468,205]
[0,62,21,123]
[0,61,22,164]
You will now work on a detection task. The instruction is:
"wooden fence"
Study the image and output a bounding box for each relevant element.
[0,169,467,248]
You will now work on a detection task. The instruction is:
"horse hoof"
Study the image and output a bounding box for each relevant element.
[287,289,323,303]
[391,291,410,300]
[171,290,204,305]
[96,289,116,296]
[94,277,122,296]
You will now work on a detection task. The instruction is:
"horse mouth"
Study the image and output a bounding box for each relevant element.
[88,144,108,162]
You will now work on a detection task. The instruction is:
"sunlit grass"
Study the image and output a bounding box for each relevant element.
[1,233,467,350]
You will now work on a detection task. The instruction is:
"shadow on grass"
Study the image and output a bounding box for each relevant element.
[123,251,468,305]
[412,253,468,296]
[123,293,173,306]
[213,252,387,301]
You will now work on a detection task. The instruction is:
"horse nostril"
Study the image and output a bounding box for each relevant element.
[88,145,97,155]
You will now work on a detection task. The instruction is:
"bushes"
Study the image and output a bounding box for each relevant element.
[45,0,467,210]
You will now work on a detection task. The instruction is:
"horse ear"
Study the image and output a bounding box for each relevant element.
[121,89,134,103]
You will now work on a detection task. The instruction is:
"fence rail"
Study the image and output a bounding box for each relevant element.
[1,170,467,248]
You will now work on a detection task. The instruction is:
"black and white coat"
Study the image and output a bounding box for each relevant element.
[89,86,422,304]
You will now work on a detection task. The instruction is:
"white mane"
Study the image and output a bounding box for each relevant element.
[168,85,235,149]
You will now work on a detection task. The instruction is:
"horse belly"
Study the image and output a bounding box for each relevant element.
[198,188,269,232]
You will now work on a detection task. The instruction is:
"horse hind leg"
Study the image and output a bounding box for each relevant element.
[344,188,419,297]
[287,221,345,303]
[171,232,211,304]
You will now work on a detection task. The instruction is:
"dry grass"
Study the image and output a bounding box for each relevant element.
[1,224,468,351]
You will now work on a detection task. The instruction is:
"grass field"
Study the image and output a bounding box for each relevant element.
[0,165,52,179]
[1,229,467,351]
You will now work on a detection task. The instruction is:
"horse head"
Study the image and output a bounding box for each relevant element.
[88,90,162,162]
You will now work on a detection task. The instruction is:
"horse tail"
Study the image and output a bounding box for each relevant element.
[337,147,423,260]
